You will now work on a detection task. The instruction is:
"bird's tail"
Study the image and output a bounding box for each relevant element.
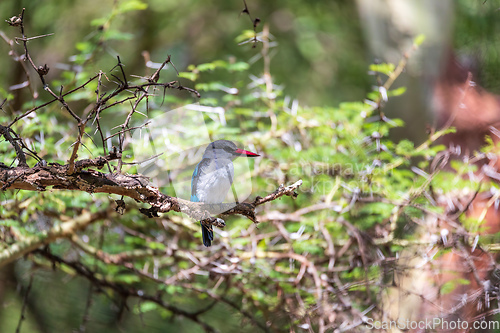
[200,222,214,247]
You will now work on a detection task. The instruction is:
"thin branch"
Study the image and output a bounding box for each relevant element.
[240,0,260,48]
[0,124,28,167]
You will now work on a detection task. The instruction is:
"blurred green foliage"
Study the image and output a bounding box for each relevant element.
[455,0,500,93]
[0,0,369,110]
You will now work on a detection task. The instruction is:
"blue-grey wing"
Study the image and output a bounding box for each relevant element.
[191,158,212,200]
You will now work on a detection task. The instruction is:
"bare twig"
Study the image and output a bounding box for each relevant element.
[241,0,260,48]
[0,124,28,167]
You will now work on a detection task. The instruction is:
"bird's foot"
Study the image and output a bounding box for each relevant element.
[212,218,226,228]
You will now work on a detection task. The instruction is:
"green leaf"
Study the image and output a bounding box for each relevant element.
[75,41,93,52]
[195,82,224,91]
[196,60,227,72]
[395,140,414,156]
[440,278,469,295]
[114,273,141,284]
[228,62,250,72]
[199,98,218,106]
[135,301,157,314]
[90,17,108,27]
[148,242,166,250]
[103,30,134,41]
[0,219,19,227]
[197,63,216,72]
[235,30,258,43]
[369,63,395,76]
[387,86,407,97]
[118,0,148,13]
[413,34,426,46]
[178,72,198,81]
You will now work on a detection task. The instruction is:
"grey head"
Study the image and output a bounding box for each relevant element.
[202,140,259,160]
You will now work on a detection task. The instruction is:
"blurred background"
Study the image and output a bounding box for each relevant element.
[1,0,500,332]
[1,0,499,142]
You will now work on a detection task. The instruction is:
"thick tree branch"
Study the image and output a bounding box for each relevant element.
[0,160,302,224]
[0,159,302,268]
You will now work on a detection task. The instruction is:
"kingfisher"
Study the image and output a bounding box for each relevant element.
[190,140,259,247]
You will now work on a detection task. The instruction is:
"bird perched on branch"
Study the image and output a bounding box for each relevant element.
[190,140,259,246]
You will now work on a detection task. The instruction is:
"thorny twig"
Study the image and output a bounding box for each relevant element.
[0,124,27,167]
[240,0,261,48]
[4,10,200,176]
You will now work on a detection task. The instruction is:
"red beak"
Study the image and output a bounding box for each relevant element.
[234,148,260,157]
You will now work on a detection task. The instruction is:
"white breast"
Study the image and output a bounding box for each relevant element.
[195,162,234,203]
